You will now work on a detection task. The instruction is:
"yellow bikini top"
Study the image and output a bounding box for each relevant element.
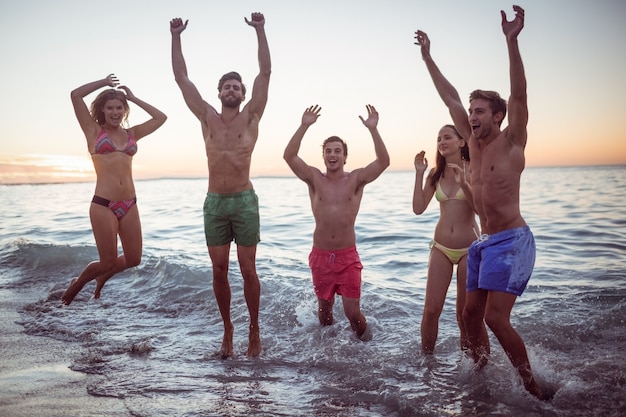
[435,181,465,202]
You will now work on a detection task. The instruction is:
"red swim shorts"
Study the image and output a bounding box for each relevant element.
[308,246,363,301]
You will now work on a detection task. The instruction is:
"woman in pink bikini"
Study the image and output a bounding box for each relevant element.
[413,124,478,354]
[62,74,167,305]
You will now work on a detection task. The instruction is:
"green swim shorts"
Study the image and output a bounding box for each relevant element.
[203,189,260,247]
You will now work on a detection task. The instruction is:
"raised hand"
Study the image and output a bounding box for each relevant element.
[414,151,428,174]
[170,18,188,35]
[414,30,431,59]
[117,85,135,101]
[447,162,465,184]
[245,12,265,28]
[501,5,525,41]
[358,104,379,130]
[302,105,321,126]
[105,74,120,88]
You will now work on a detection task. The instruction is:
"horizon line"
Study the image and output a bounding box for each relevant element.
[1,164,624,187]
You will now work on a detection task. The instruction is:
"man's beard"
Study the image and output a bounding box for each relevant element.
[221,95,243,109]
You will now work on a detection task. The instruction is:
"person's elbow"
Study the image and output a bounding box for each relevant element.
[173,74,185,86]
[379,155,391,170]
[283,151,294,164]
[413,204,426,215]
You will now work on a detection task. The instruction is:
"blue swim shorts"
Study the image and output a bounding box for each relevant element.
[467,226,535,296]
[203,189,260,247]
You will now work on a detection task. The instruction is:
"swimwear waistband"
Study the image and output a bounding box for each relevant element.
[476,225,531,243]
[206,189,256,199]
[91,195,137,206]
[311,245,357,255]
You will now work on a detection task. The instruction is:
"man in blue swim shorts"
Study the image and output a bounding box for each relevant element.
[467,226,535,297]
[416,6,548,399]
[284,104,390,341]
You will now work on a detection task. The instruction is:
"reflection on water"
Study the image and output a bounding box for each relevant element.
[1,166,625,416]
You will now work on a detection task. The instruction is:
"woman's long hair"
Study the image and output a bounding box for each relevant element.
[90,89,130,126]
[429,124,469,187]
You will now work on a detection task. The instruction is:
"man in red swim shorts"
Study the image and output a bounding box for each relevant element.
[284,104,390,341]
[309,246,362,301]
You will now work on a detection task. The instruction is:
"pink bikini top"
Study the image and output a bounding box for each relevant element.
[92,129,137,156]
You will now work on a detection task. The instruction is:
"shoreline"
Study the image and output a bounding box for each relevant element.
[0,288,130,417]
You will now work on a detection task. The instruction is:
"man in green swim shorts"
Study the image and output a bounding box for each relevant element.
[203,190,260,248]
[170,12,270,358]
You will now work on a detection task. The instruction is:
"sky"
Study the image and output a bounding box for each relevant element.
[0,0,625,184]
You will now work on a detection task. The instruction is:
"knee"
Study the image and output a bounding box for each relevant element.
[484,310,508,333]
[211,261,229,278]
[345,308,364,324]
[99,258,117,273]
[238,254,257,280]
[423,304,442,321]
[462,304,480,325]
[125,254,142,269]
[240,266,258,282]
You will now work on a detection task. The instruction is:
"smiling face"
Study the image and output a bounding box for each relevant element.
[469,98,500,140]
[322,138,347,172]
[90,89,129,127]
[102,99,126,128]
[218,79,245,109]
[437,125,465,159]
[468,90,507,141]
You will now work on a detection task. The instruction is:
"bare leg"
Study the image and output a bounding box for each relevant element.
[62,261,113,305]
[421,248,453,354]
[93,255,130,299]
[485,291,545,400]
[462,289,490,368]
[237,244,261,357]
[456,254,470,352]
[342,296,371,341]
[95,208,143,299]
[63,204,142,305]
[63,205,119,305]
[317,297,334,326]
[209,244,234,358]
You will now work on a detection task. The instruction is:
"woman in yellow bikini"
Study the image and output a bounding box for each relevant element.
[413,124,478,354]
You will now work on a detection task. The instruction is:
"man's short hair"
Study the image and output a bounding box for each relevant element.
[218,71,246,96]
[322,136,348,161]
[469,89,507,126]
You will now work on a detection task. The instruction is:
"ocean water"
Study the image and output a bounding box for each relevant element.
[0,166,625,417]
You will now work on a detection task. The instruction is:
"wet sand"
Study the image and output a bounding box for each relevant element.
[0,288,130,417]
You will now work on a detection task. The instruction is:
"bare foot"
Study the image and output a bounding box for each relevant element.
[94,274,113,299]
[219,324,234,359]
[247,324,261,357]
[525,377,555,401]
[358,324,372,342]
[61,278,85,306]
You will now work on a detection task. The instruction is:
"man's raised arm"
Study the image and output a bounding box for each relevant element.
[358,104,390,185]
[284,105,321,184]
[501,5,528,148]
[170,18,208,121]
[245,13,271,120]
